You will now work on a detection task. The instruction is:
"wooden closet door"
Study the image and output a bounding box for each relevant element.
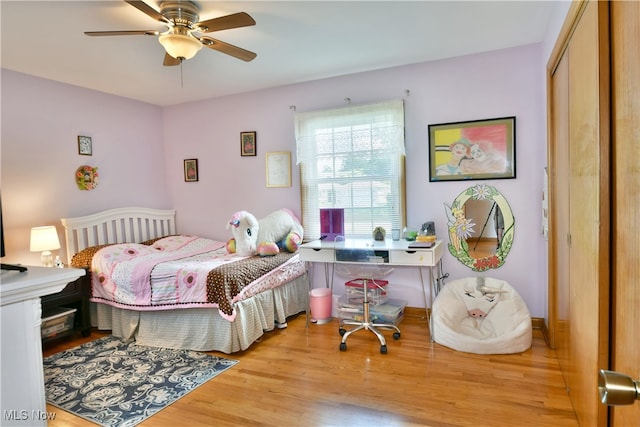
[610,1,640,425]
[548,50,570,376]
[547,1,610,425]
[567,2,610,425]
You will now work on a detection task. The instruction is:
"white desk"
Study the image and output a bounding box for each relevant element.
[1,266,85,426]
[299,238,444,334]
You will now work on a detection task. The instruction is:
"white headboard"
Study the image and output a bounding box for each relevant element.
[61,207,176,264]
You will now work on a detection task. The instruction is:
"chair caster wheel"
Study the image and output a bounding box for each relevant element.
[393,332,401,340]
[340,342,347,351]
[339,328,346,336]
[380,345,388,354]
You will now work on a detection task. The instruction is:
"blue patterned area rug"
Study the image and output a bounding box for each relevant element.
[43,335,238,426]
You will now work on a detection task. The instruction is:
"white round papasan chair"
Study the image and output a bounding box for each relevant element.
[431,277,532,354]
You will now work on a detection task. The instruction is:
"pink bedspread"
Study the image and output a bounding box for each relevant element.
[90,235,304,321]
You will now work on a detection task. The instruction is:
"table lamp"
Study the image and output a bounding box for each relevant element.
[30,226,61,267]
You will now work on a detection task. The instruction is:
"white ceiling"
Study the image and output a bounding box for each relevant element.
[1,1,560,107]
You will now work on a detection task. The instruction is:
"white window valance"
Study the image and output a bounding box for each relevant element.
[295,99,405,165]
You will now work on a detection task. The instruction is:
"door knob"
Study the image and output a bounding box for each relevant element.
[599,369,640,405]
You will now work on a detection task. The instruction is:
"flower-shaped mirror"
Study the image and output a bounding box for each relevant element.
[445,184,514,271]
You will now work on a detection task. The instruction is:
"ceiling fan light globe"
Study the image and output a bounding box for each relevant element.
[158,33,202,60]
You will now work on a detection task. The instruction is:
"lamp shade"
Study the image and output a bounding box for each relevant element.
[30,226,61,252]
[158,33,202,60]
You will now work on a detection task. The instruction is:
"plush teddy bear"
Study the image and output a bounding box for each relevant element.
[226,209,304,257]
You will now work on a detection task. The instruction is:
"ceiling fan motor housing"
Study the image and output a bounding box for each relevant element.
[161,1,200,29]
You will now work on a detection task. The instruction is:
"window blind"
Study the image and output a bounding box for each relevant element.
[295,99,406,240]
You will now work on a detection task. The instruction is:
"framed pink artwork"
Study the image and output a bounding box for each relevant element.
[428,117,515,182]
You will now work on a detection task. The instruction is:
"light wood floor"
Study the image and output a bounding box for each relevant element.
[43,310,578,427]
[466,238,499,260]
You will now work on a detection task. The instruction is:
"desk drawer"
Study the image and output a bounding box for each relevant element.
[390,249,435,266]
[299,247,335,263]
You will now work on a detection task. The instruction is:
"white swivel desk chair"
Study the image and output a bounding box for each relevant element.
[334,236,401,354]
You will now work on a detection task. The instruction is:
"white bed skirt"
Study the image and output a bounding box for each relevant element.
[92,274,309,353]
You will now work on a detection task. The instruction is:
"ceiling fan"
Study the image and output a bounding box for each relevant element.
[85,0,256,66]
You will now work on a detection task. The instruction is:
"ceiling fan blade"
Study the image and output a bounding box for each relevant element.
[124,0,169,24]
[196,12,256,33]
[200,37,257,62]
[85,30,159,36]
[163,53,181,67]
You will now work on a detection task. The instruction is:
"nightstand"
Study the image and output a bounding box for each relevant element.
[40,267,91,341]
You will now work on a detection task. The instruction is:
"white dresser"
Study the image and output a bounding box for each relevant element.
[1,266,85,426]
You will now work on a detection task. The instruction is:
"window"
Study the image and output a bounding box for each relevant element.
[295,100,406,240]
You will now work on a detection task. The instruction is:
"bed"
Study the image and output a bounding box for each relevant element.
[61,207,309,354]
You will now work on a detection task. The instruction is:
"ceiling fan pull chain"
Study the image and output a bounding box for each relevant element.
[180,60,184,89]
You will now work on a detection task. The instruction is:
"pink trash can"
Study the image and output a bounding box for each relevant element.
[309,288,332,324]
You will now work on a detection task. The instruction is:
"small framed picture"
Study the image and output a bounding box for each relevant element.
[78,136,92,156]
[184,159,199,182]
[266,151,291,188]
[240,131,257,156]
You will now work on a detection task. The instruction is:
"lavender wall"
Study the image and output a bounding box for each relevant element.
[1,70,170,265]
[163,44,548,316]
[1,43,549,315]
